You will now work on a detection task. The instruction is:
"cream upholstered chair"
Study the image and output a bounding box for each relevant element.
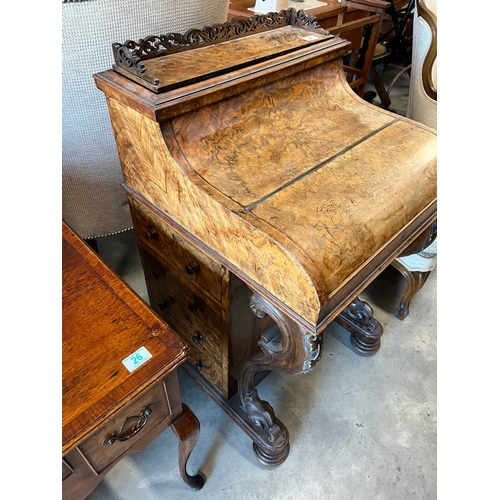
[391,0,437,319]
[406,0,436,128]
[62,0,230,242]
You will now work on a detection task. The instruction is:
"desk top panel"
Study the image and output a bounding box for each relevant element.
[141,26,331,92]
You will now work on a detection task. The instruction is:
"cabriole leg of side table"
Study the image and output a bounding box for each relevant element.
[171,403,205,490]
[237,292,324,466]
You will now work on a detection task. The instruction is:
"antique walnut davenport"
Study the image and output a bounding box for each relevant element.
[94,9,437,466]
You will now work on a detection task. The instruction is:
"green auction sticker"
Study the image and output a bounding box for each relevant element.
[122,346,152,372]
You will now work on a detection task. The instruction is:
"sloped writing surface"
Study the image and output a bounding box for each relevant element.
[170,61,393,208]
[250,119,437,296]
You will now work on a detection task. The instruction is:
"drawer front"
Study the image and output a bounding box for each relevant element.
[146,265,223,365]
[180,333,226,395]
[78,381,171,473]
[62,458,74,482]
[132,198,224,302]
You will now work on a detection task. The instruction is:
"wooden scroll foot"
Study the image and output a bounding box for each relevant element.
[171,403,205,490]
[237,293,323,466]
[391,260,432,319]
[241,385,290,466]
[335,297,383,355]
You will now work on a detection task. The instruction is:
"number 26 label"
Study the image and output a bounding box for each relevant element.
[122,346,152,372]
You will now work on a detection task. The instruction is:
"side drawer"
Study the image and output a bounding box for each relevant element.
[146,265,223,365]
[78,381,171,473]
[132,198,224,302]
[181,334,226,396]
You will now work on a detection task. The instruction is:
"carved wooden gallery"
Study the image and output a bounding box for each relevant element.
[63,4,436,499]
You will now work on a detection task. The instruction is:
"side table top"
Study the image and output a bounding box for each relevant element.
[62,222,187,453]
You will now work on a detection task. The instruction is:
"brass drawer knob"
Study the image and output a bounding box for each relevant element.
[145,227,158,240]
[185,261,200,275]
[192,331,204,345]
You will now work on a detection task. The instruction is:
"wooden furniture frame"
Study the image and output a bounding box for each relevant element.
[327,0,389,97]
[367,0,416,109]
[62,222,204,499]
[228,0,388,99]
[94,8,436,467]
[413,0,436,101]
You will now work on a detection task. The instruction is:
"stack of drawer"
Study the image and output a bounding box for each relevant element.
[129,194,264,400]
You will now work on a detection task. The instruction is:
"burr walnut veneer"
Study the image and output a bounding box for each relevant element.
[94,9,437,466]
[62,222,204,499]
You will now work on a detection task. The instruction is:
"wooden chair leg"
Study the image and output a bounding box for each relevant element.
[171,403,205,490]
[391,260,432,319]
[369,65,392,109]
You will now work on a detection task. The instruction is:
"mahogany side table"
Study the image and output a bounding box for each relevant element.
[62,222,204,499]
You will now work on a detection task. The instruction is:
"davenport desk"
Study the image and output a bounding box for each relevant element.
[94,8,437,467]
[62,222,204,499]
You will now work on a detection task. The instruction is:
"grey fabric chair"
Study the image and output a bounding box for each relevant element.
[62,0,230,241]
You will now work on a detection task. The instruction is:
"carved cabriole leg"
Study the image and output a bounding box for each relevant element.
[391,259,432,319]
[238,292,323,466]
[335,297,383,355]
[171,403,205,490]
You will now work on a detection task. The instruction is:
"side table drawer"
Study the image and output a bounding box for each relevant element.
[78,381,171,473]
[132,198,225,302]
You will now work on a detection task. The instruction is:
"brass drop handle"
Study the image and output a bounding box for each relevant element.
[159,300,170,311]
[145,227,158,240]
[195,360,206,371]
[189,298,202,313]
[192,331,204,345]
[102,406,152,445]
[185,261,200,275]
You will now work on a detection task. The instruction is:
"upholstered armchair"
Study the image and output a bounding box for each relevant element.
[392,0,437,318]
[406,0,436,128]
[62,0,231,242]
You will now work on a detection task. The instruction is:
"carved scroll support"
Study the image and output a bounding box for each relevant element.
[335,297,383,355]
[238,292,323,466]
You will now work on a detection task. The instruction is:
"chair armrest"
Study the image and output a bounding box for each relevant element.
[418,0,437,100]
